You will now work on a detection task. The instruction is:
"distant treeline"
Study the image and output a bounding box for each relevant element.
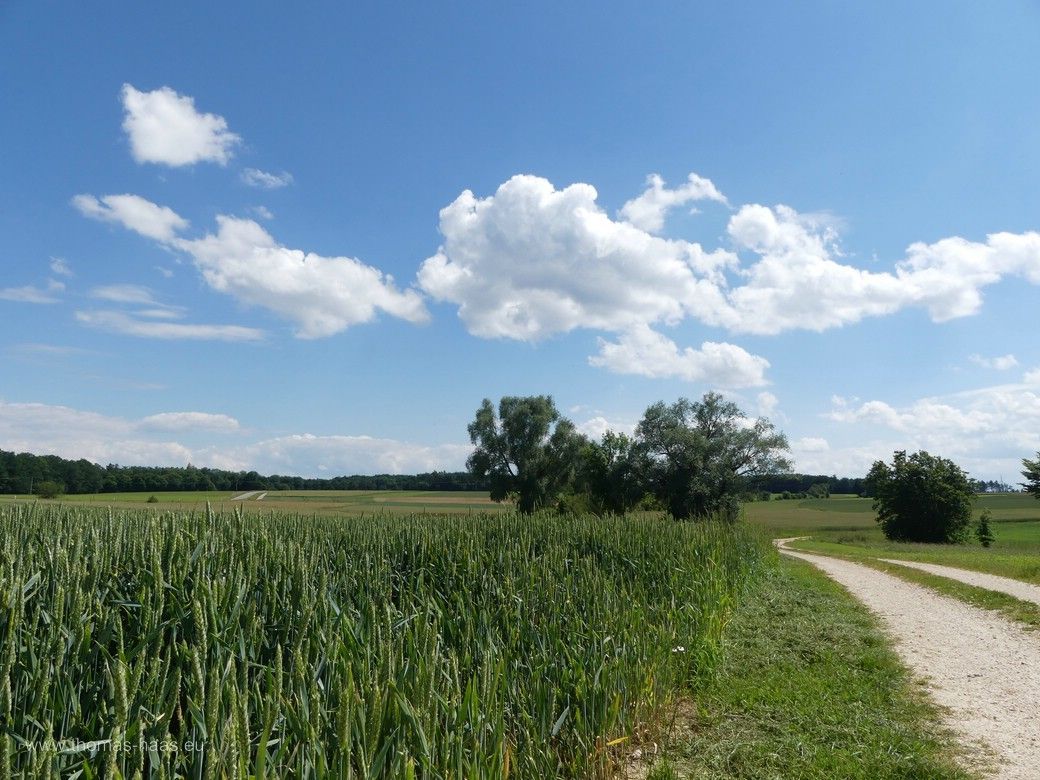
[0,449,487,494]
[754,474,867,495]
[0,447,1015,497]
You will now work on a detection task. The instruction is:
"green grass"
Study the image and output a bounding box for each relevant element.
[647,555,972,780]
[743,495,880,535]
[0,503,764,778]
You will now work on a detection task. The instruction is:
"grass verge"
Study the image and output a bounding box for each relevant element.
[640,555,972,780]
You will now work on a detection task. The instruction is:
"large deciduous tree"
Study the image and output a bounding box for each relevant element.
[1022,453,1040,500]
[467,396,584,514]
[636,392,791,521]
[866,450,974,543]
[573,431,647,516]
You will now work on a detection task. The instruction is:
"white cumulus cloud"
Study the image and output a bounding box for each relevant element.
[574,416,637,440]
[176,216,429,338]
[793,437,830,454]
[73,190,429,339]
[0,400,471,476]
[756,391,779,418]
[418,174,737,341]
[216,434,472,476]
[618,172,728,233]
[121,84,240,166]
[823,378,1040,479]
[72,193,189,242]
[589,325,770,388]
[0,400,194,467]
[419,174,1040,348]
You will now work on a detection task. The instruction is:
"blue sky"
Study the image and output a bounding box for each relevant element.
[3,1,1040,480]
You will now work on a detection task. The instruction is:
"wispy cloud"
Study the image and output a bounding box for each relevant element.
[241,168,293,189]
[75,310,265,341]
[970,353,1019,370]
[50,257,73,277]
[140,412,241,432]
[7,343,99,358]
[0,285,61,304]
[90,284,165,306]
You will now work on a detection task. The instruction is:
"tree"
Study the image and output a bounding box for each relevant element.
[467,396,585,514]
[866,450,974,543]
[35,480,64,499]
[807,481,830,499]
[636,392,791,521]
[1022,453,1040,499]
[572,431,646,516]
[975,510,995,548]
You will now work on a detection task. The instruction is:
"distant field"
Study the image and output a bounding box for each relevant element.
[4,489,1036,528]
[0,488,510,514]
[750,492,1040,583]
[744,492,1040,535]
[260,489,510,514]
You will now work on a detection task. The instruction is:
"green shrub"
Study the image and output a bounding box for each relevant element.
[34,480,64,499]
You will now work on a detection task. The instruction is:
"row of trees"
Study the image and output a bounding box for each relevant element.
[467,392,792,520]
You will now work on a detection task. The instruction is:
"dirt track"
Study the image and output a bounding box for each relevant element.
[876,558,1040,606]
[777,541,1040,779]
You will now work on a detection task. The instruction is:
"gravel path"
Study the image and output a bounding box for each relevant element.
[876,558,1040,606]
[776,541,1040,779]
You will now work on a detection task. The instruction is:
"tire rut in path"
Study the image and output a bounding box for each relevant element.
[778,545,1040,780]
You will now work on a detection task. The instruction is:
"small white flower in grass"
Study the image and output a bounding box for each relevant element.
[672,645,686,653]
